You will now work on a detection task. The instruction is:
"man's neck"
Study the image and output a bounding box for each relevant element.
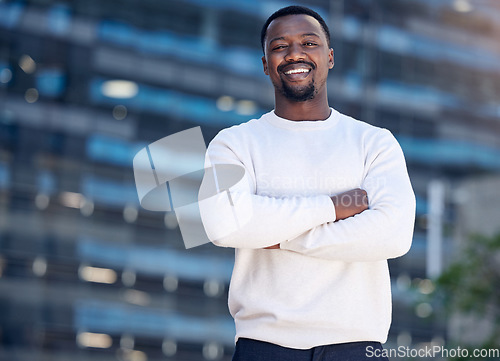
[274,93,331,121]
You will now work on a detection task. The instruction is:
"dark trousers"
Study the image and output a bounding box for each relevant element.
[232,338,389,361]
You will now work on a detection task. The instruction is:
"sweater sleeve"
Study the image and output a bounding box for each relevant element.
[199,129,336,249]
[280,130,416,262]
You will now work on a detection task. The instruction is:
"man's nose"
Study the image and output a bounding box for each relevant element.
[284,43,305,62]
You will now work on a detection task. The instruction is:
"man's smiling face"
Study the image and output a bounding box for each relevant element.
[262,14,334,102]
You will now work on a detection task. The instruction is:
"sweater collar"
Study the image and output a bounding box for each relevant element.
[264,108,340,131]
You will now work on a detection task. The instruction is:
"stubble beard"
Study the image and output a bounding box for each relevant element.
[280,80,316,102]
[273,74,318,102]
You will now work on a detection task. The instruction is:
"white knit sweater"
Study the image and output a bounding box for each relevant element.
[199,108,416,349]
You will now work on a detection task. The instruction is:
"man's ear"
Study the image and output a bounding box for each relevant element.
[328,48,334,69]
[262,55,269,75]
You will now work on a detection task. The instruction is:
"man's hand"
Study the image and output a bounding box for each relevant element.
[263,189,368,249]
[331,188,368,221]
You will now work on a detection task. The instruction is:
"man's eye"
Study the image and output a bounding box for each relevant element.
[272,45,287,50]
[304,42,317,46]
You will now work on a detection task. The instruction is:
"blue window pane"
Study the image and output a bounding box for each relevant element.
[397,136,500,170]
[378,25,500,72]
[74,300,235,343]
[377,80,459,110]
[415,195,428,216]
[80,175,138,207]
[0,163,10,189]
[98,20,137,47]
[377,26,412,55]
[0,3,24,29]
[77,237,233,281]
[137,30,176,55]
[173,35,216,63]
[86,134,143,167]
[222,47,263,76]
[37,170,57,195]
[90,77,265,127]
[36,69,66,97]
[47,4,71,35]
[342,16,363,40]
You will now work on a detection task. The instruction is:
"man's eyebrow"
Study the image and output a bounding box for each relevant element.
[268,36,286,45]
[268,33,321,45]
[301,33,320,38]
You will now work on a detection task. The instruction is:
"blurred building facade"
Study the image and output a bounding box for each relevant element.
[1,0,500,360]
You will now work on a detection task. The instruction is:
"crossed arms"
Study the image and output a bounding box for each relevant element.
[264,188,368,249]
[199,129,416,262]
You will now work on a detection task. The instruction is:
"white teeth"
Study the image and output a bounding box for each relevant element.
[284,68,310,75]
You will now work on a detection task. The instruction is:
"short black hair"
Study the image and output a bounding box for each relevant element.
[260,5,331,53]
